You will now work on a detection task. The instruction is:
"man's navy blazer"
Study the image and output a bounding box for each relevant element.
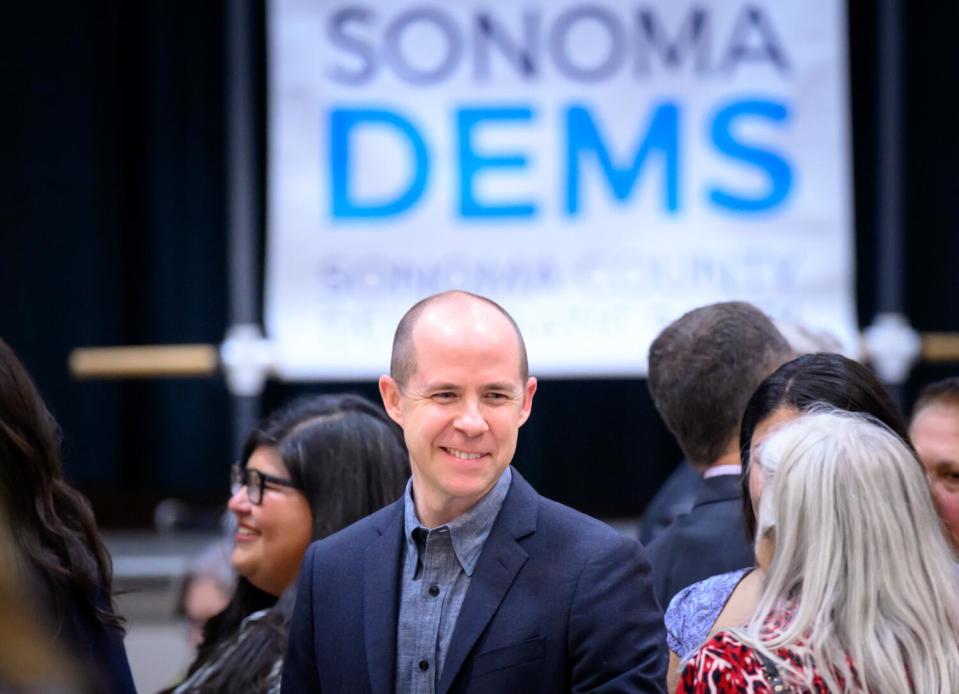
[282,469,667,693]
[646,473,754,607]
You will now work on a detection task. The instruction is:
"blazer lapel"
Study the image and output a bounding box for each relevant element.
[364,500,405,694]
[437,470,538,694]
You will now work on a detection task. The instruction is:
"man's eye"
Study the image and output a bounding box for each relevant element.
[934,469,959,486]
[485,392,509,401]
[432,392,456,401]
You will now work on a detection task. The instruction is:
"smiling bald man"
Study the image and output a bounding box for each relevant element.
[283,291,667,694]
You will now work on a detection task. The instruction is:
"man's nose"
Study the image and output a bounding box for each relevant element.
[454,399,490,437]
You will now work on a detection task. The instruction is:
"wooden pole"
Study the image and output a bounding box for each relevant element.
[922,333,959,363]
[69,345,219,379]
[66,332,959,382]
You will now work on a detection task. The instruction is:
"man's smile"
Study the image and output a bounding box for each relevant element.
[441,446,486,460]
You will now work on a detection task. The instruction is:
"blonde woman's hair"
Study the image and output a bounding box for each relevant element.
[732,408,959,693]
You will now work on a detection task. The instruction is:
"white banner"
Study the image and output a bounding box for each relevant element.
[267,0,855,379]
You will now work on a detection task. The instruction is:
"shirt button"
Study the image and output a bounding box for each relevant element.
[418,659,430,671]
[428,584,440,597]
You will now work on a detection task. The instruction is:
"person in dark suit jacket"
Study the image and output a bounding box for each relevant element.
[646,470,753,605]
[644,302,794,607]
[283,291,667,694]
[637,460,699,545]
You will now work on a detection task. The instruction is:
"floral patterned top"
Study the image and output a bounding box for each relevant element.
[678,614,853,693]
[665,567,751,658]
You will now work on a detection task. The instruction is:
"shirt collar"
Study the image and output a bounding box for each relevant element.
[703,463,742,479]
[403,466,512,576]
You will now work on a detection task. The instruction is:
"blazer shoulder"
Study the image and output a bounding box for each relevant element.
[307,496,403,560]
[535,494,637,550]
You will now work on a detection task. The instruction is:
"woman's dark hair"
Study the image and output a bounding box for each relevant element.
[0,338,122,632]
[739,352,912,539]
[184,393,409,692]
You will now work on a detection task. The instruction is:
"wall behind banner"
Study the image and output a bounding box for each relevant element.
[2,1,958,526]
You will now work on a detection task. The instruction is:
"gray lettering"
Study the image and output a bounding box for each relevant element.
[384,8,462,85]
[549,6,626,82]
[635,7,711,74]
[474,11,540,81]
[719,6,790,74]
[327,8,376,85]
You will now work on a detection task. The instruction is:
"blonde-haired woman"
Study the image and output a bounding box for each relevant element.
[679,410,959,693]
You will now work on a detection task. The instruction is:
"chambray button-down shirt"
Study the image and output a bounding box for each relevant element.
[395,467,512,694]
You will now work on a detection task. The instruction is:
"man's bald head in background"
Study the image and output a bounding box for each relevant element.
[389,290,529,388]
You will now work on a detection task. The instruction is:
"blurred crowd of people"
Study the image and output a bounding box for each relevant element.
[2,292,958,693]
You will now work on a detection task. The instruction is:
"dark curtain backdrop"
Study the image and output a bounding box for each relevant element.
[2,2,957,527]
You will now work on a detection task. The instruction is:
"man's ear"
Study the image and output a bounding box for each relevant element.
[517,377,537,427]
[379,375,404,426]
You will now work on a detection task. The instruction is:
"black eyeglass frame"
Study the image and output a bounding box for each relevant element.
[230,463,298,505]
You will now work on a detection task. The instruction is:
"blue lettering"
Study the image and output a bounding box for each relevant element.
[330,108,429,219]
[457,107,537,218]
[565,103,679,215]
[708,99,792,213]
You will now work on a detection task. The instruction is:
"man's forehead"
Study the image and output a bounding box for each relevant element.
[412,300,516,349]
[913,407,959,466]
[913,406,959,436]
[407,300,524,380]
[417,296,506,329]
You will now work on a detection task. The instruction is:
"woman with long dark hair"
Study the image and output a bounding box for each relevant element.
[170,393,409,693]
[0,510,89,692]
[0,337,135,692]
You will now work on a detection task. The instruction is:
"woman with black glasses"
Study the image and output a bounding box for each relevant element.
[169,394,409,693]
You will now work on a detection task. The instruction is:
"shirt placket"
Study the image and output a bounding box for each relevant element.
[412,527,454,694]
